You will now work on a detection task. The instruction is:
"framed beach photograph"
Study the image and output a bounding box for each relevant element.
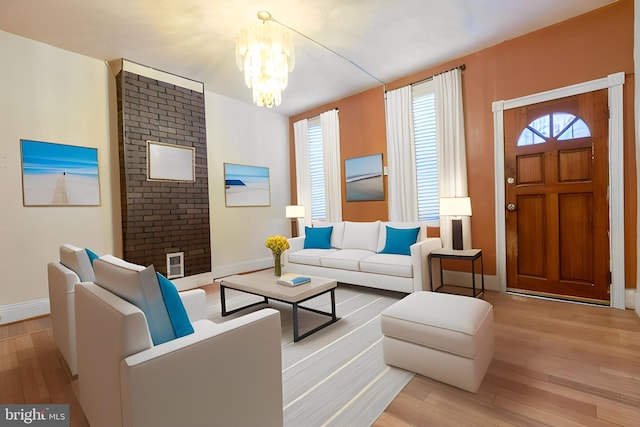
[345,153,384,201]
[20,139,100,206]
[224,163,271,207]
[147,140,195,182]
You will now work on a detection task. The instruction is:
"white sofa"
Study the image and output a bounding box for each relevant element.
[283,221,442,293]
[76,255,283,427]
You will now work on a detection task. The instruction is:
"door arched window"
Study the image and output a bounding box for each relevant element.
[517,112,591,146]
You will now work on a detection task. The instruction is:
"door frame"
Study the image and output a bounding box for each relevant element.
[493,72,626,309]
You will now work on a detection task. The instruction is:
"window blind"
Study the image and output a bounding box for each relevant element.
[412,80,439,221]
[307,116,326,221]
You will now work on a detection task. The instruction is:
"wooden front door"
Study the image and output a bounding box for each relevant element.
[504,90,610,302]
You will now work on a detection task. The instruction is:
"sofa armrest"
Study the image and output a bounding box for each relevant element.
[410,237,443,292]
[284,236,305,267]
[287,236,305,251]
[48,261,83,375]
[120,309,283,427]
[178,289,206,322]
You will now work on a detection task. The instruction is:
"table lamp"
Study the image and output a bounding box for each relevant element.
[285,205,305,237]
[439,197,472,250]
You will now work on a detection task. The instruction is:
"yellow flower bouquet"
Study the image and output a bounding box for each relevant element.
[265,235,290,254]
[265,235,290,276]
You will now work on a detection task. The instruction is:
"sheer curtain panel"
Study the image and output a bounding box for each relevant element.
[294,119,311,235]
[320,110,343,222]
[434,68,471,249]
[385,85,418,222]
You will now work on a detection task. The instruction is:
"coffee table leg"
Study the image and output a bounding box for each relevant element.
[221,285,228,316]
[331,289,337,321]
[293,303,300,342]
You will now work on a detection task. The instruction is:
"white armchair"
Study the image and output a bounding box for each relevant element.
[75,257,283,427]
[48,243,96,376]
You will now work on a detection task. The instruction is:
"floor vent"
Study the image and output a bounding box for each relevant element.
[166,252,184,279]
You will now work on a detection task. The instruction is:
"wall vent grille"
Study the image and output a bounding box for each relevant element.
[166,252,184,279]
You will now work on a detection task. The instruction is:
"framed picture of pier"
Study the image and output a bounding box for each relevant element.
[224,163,271,207]
[20,139,100,207]
[345,153,384,201]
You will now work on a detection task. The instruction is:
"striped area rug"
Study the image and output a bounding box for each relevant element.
[206,283,414,427]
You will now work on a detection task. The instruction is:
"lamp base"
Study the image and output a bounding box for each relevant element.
[452,219,463,250]
[290,218,299,238]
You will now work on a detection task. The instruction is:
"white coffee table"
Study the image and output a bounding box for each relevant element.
[220,270,339,342]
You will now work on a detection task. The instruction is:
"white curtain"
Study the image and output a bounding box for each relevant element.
[320,109,343,222]
[435,68,471,249]
[384,85,418,222]
[293,119,311,235]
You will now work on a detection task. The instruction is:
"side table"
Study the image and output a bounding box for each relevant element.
[428,248,484,297]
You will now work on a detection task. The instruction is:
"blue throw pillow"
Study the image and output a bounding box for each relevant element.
[379,226,420,256]
[156,272,195,339]
[85,248,100,266]
[304,226,333,249]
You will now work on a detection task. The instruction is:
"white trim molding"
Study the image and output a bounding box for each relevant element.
[0,298,50,326]
[493,72,626,309]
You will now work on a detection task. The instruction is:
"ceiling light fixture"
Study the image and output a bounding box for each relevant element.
[235,11,295,108]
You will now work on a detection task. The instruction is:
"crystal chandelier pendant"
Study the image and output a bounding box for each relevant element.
[235,11,295,108]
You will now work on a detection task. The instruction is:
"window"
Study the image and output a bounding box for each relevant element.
[412,81,439,221]
[517,112,591,146]
[307,116,326,220]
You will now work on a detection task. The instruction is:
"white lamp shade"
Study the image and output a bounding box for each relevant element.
[439,197,472,217]
[285,205,305,218]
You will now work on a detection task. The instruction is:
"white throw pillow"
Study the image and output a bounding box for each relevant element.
[93,255,176,345]
[341,221,381,252]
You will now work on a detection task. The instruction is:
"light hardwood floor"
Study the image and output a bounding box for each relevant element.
[375,291,640,427]
[1,290,638,427]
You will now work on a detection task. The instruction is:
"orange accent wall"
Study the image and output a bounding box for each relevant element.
[289,0,636,287]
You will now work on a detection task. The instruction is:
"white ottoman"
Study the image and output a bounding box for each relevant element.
[381,291,494,393]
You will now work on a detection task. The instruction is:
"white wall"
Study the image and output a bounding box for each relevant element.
[0,30,118,323]
[205,91,291,279]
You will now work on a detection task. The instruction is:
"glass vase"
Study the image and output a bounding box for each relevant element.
[273,252,281,277]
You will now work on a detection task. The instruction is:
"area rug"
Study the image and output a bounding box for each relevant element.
[206,283,414,427]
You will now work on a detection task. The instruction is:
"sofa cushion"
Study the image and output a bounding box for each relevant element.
[313,221,345,248]
[376,222,424,252]
[59,243,96,282]
[359,253,414,278]
[342,221,380,252]
[320,249,374,271]
[379,226,420,256]
[94,255,180,345]
[304,226,333,249]
[288,249,337,267]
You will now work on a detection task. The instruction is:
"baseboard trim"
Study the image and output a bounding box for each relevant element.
[0,298,50,326]
[212,258,272,281]
[625,288,636,310]
[172,272,215,292]
[441,271,500,292]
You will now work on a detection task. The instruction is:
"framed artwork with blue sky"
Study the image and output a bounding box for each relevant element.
[345,153,384,202]
[224,163,270,207]
[20,139,100,206]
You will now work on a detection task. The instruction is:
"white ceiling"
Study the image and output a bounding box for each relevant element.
[0,0,616,116]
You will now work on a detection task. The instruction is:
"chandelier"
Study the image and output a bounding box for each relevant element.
[235,11,295,108]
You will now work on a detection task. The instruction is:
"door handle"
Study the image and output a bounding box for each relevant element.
[506,203,516,211]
